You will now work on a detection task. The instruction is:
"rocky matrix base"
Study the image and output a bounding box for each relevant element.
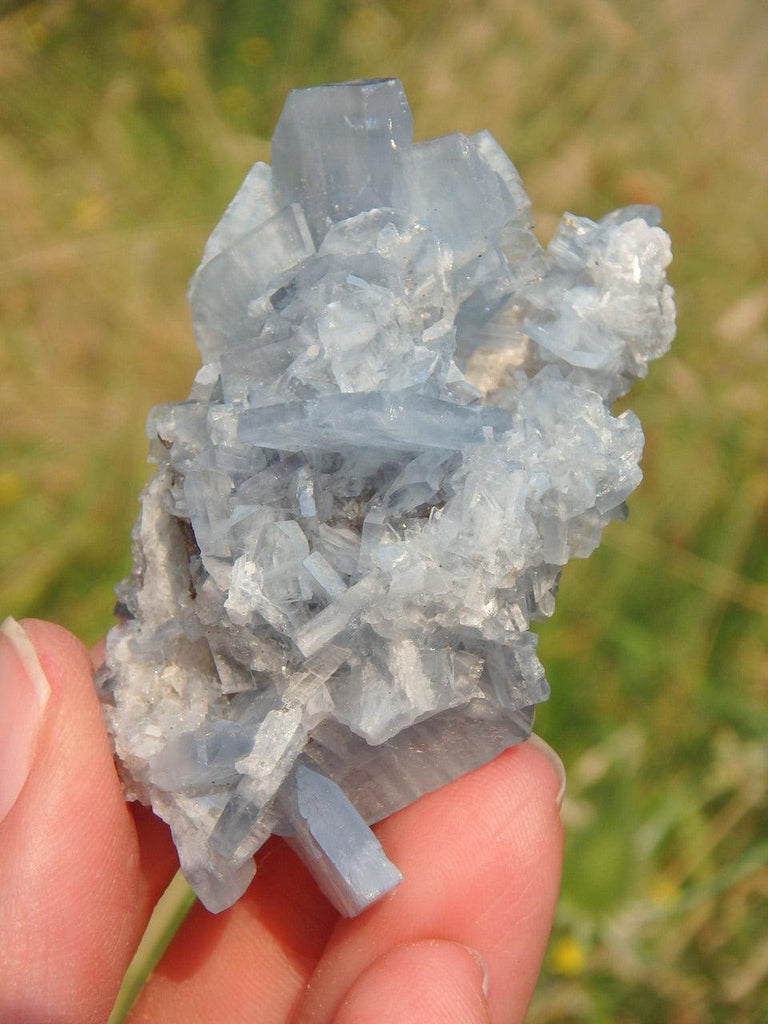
[97,78,675,916]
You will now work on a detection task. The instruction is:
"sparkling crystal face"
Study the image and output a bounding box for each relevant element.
[97,79,674,915]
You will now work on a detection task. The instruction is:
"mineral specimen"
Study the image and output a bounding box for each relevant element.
[97,78,675,915]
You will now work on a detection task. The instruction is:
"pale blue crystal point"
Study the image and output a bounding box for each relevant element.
[281,764,402,917]
[272,78,413,244]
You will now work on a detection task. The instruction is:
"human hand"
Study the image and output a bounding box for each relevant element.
[0,618,564,1024]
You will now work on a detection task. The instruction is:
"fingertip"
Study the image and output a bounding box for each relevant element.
[0,618,52,824]
[330,941,491,1024]
[0,619,157,1023]
[18,617,94,690]
[524,733,566,810]
[20,615,91,653]
[0,617,103,832]
[297,740,564,1024]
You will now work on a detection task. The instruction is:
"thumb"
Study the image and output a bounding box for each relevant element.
[0,618,147,1024]
[0,616,51,824]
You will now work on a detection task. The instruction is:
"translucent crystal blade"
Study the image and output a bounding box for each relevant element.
[271,78,413,244]
[238,392,514,453]
[300,702,535,825]
[189,203,314,362]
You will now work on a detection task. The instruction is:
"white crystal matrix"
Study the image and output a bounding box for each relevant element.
[97,79,675,915]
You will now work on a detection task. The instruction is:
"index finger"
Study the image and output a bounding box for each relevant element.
[296,739,564,1024]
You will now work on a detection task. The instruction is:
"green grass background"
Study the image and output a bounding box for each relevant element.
[1,1,767,1020]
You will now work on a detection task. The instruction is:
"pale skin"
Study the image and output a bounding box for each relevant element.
[0,620,563,1024]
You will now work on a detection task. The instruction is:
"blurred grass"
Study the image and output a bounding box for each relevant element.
[1,0,766,1020]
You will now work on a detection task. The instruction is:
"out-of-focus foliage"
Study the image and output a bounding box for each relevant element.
[1,2,766,1020]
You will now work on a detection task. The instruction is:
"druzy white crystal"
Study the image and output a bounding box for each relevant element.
[98,79,674,915]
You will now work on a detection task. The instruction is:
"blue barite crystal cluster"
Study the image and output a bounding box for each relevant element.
[98,79,675,915]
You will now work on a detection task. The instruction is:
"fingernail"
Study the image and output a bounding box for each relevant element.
[0,618,51,824]
[457,943,490,999]
[527,732,566,809]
